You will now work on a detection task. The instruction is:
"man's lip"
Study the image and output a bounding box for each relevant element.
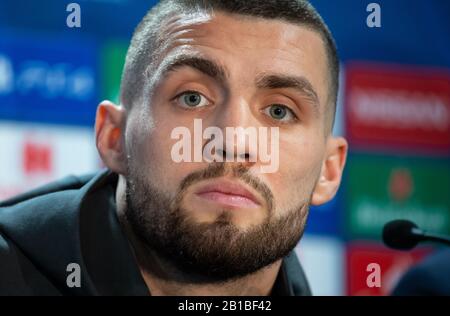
[194,178,262,208]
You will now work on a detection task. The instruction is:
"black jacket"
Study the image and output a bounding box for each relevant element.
[391,249,450,296]
[0,169,311,296]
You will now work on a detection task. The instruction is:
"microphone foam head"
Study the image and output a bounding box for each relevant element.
[382,219,420,250]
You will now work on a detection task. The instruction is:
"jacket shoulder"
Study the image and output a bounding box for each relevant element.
[0,171,99,246]
[0,232,62,295]
[0,173,96,208]
[0,171,104,295]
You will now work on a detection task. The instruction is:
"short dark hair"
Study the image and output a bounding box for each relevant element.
[120,0,339,132]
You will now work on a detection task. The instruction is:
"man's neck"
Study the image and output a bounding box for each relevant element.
[115,175,282,296]
[136,246,282,296]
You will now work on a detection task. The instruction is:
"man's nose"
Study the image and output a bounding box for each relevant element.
[206,98,259,164]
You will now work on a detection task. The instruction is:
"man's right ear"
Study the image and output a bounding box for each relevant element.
[95,100,127,175]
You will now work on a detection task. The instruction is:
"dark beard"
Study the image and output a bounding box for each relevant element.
[124,162,309,283]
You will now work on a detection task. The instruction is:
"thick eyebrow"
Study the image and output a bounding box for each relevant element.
[156,54,229,86]
[255,73,320,116]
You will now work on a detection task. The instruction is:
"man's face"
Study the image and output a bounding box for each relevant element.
[123,12,331,280]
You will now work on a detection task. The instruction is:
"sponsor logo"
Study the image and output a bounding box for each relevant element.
[345,63,450,152]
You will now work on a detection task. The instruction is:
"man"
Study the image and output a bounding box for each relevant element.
[0,0,347,295]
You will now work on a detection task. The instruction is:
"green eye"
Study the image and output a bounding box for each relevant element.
[270,105,287,119]
[264,104,297,122]
[183,92,201,107]
[176,91,209,108]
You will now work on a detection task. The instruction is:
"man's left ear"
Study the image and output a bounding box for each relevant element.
[311,136,348,206]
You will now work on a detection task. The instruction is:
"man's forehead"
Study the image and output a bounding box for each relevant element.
[159,10,323,44]
[159,10,214,38]
[145,10,328,106]
[153,10,327,75]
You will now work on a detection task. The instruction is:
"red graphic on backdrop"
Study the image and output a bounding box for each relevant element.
[22,140,53,175]
[346,243,430,296]
[388,168,414,202]
[345,63,450,154]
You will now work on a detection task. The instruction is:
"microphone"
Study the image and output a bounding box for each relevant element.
[382,219,450,250]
